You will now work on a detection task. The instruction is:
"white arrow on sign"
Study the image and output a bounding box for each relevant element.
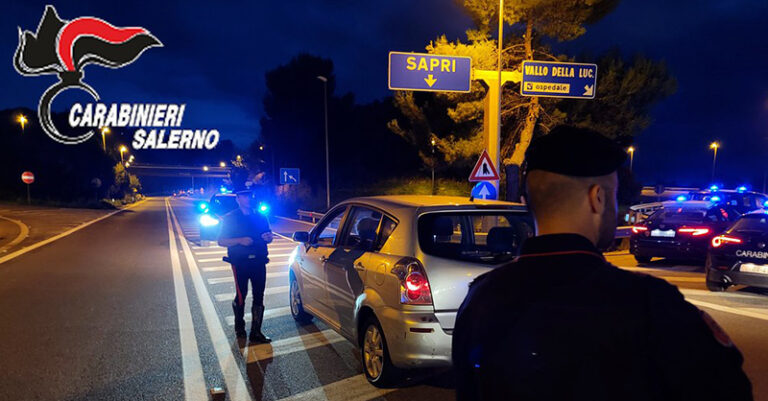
[288,175,296,182]
[478,185,490,199]
[583,84,594,97]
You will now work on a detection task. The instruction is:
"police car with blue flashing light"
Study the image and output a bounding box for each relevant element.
[630,200,740,263]
[688,186,768,214]
[706,210,768,292]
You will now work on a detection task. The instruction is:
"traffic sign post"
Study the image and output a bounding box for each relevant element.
[471,181,497,200]
[21,171,34,204]
[388,52,471,92]
[521,60,598,99]
[279,168,300,185]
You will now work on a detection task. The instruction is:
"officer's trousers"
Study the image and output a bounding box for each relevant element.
[231,263,267,308]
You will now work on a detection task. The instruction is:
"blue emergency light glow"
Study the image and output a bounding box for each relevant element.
[711,195,721,202]
[710,185,719,191]
[764,200,768,207]
[258,203,270,215]
[199,214,219,227]
[737,186,748,192]
[676,195,687,202]
[198,202,209,211]
[220,186,227,193]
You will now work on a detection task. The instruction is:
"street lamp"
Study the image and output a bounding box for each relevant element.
[317,75,331,209]
[431,138,436,195]
[627,146,635,172]
[101,127,110,152]
[119,145,127,164]
[203,165,209,172]
[710,141,719,182]
[219,161,226,168]
[16,114,28,133]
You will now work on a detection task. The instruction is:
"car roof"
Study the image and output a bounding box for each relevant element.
[341,195,523,209]
[692,189,764,195]
[660,200,712,209]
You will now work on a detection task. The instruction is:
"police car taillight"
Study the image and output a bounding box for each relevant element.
[678,227,710,236]
[711,235,742,247]
[392,257,433,305]
[631,226,648,234]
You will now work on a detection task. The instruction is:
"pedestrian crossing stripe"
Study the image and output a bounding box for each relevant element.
[242,329,346,362]
[468,149,500,182]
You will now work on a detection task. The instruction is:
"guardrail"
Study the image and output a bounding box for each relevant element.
[296,209,325,223]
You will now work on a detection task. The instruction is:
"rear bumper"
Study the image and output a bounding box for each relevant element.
[376,306,453,369]
[707,267,768,288]
[631,237,708,260]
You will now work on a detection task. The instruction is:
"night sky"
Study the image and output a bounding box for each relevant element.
[2,0,767,189]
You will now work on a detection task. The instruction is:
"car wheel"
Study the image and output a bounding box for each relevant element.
[706,280,728,292]
[634,255,652,264]
[289,275,313,323]
[360,316,401,388]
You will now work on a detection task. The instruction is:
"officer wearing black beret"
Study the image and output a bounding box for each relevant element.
[452,126,752,400]
[218,184,273,343]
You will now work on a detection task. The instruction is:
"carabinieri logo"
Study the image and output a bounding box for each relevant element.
[14,5,162,145]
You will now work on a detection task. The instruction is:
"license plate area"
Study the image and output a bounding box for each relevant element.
[651,229,675,238]
[739,263,768,275]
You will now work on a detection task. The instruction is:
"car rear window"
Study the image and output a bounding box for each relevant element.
[730,215,768,231]
[418,211,533,265]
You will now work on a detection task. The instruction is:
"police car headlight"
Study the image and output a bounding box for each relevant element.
[258,202,270,215]
[199,214,220,227]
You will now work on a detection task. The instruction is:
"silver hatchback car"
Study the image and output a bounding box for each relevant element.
[289,195,533,386]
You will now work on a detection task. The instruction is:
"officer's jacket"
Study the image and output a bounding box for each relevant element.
[218,208,271,265]
[452,234,752,401]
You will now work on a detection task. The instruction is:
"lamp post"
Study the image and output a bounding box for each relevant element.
[317,75,331,209]
[119,145,127,164]
[431,138,436,195]
[101,127,110,152]
[17,114,28,134]
[627,146,635,173]
[219,161,226,168]
[709,141,719,182]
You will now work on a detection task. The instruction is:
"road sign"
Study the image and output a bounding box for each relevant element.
[469,150,500,182]
[521,60,597,99]
[279,168,300,185]
[471,181,497,200]
[21,171,34,184]
[388,52,471,93]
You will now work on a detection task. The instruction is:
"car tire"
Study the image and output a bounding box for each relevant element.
[706,280,728,292]
[360,315,402,388]
[289,275,313,324]
[634,255,652,264]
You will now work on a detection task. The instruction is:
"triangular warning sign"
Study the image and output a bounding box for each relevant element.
[469,150,500,182]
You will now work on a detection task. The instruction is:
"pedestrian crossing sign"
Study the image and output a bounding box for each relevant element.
[468,150,500,182]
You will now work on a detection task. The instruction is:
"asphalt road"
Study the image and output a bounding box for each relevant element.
[0,196,767,400]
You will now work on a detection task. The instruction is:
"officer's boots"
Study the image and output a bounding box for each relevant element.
[232,301,247,338]
[249,305,271,343]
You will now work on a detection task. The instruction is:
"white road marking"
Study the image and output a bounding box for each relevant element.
[195,250,227,255]
[0,199,146,265]
[277,374,394,401]
[198,257,226,263]
[243,329,346,363]
[208,271,288,284]
[169,203,258,401]
[225,306,292,325]
[215,286,289,302]
[164,199,207,401]
[688,299,768,322]
[268,253,292,258]
[661,276,704,283]
[202,262,287,272]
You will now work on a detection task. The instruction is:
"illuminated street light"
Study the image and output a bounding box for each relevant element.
[627,146,635,172]
[259,145,264,151]
[125,162,130,168]
[203,165,209,172]
[710,141,719,182]
[101,127,111,152]
[431,138,436,195]
[16,114,28,133]
[236,155,242,161]
[119,145,127,164]
[219,161,226,168]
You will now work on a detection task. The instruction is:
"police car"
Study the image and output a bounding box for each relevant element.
[688,186,768,214]
[630,200,740,263]
[705,210,768,291]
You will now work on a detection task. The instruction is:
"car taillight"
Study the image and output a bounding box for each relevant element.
[392,257,433,305]
[678,227,710,236]
[631,226,648,234]
[711,235,742,247]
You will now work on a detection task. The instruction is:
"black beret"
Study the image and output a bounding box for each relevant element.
[525,125,627,177]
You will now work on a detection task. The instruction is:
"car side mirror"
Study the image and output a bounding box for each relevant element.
[293,231,310,243]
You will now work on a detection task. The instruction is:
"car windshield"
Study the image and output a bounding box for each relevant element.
[730,214,768,232]
[649,207,707,224]
[418,211,534,265]
[210,195,238,215]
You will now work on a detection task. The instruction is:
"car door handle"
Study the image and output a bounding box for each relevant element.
[354,262,365,271]
[319,256,328,263]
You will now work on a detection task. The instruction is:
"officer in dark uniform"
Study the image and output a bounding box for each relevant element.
[452,126,752,400]
[218,185,273,343]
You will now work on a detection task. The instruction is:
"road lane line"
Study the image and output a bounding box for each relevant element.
[243,329,346,363]
[202,262,287,273]
[0,199,147,265]
[195,250,227,255]
[215,286,289,302]
[660,276,704,283]
[164,199,207,401]
[197,257,226,263]
[169,202,258,401]
[208,272,288,285]
[225,307,292,326]
[277,374,395,401]
[0,215,29,253]
[687,299,768,321]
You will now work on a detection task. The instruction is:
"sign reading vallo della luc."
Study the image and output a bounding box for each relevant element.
[388,52,471,93]
[521,60,597,99]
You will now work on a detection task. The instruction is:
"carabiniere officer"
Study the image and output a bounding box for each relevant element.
[452,126,752,401]
[218,185,273,343]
